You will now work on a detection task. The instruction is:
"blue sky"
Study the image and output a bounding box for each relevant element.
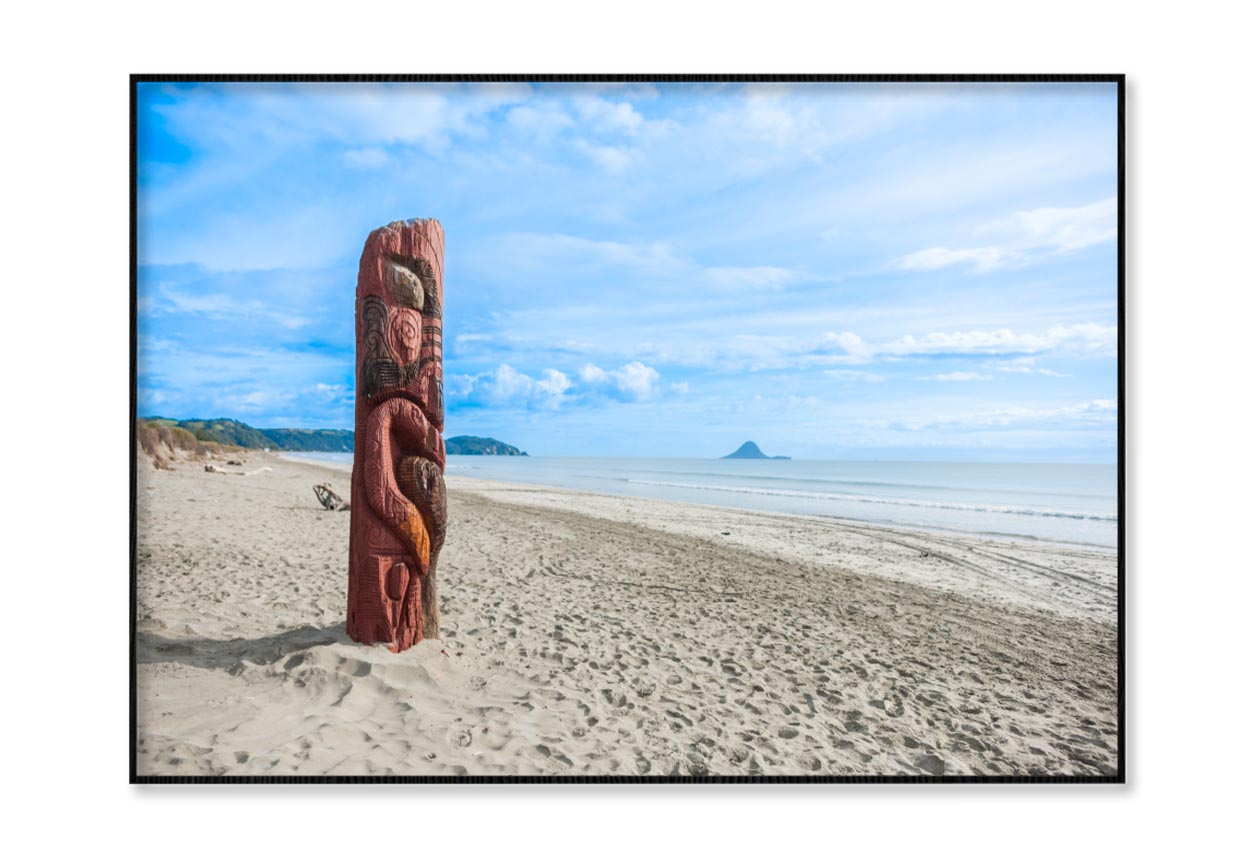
[136,81,1118,461]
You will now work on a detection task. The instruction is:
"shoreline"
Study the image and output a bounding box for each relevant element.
[137,454,1118,776]
[446,476,1116,622]
[280,451,1118,556]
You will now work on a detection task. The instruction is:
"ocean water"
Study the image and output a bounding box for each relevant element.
[285,452,1118,548]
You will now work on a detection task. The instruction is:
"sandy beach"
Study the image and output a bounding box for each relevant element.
[135,454,1118,777]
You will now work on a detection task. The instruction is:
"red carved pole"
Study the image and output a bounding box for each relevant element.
[347,219,446,652]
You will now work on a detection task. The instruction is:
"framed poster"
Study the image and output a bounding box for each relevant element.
[132,74,1123,782]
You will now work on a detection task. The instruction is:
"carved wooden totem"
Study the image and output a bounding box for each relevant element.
[348,219,446,652]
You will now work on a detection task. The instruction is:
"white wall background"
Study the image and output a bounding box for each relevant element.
[2,0,1247,849]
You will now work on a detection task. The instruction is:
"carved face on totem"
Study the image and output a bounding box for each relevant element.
[358,241,444,429]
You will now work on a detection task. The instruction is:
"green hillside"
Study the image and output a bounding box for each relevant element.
[446,435,527,456]
[141,417,354,452]
[172,418,277,449]
[139,419,525,456]
[261,428,354,452]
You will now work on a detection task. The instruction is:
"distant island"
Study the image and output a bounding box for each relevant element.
[141,417,353,452]
[722,441,790,460]
[446,435,527,456]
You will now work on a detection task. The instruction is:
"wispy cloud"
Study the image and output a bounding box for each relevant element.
[150,81,533,154]
[702,265,801,289]
[896,197,1116,272]
[493,232,815,293]
[151,283,313,329]
[932,371,992,382]
[978,197,1117,252]
[574,97,647,135]
[612,323,1116,372]
[877,324,1116,358]
[343,147,389,169]
[882,399,1117,431]
[506,102,575,139]
[991,356,1070,377]
[897,247,1006,273]
[135,335,354,426]
[573,139,637,173]
[824,369,886,383]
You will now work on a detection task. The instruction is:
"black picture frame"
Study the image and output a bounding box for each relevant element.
[130,73,1126,784]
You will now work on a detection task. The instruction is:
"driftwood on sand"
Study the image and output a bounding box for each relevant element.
[205,463,272,477]
[313,482,349,511]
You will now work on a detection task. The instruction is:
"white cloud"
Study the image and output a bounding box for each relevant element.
[612,362,660,398]
[343,147,389,169]
[574,97,645,135]
[885,399,1118,431]
[933,371,992,382]
[578,363,607,383]
[497,232,813,293]
[449,361,663,409]
[506,93,657,144]
[996,357,1036,374]
[448,364,572,409]
[725,87,826,152]
[489,318,1115,376]
[490,364,563,405]
[139,200,355,271]
[785,324,1114,370]
[603,322,1113,374]
[506,103,575,139]
[154,283,314,329]
[880,324,1116,358]
[297,383,355,411]
[574,139,637,173]
[897,246,1005,273]
[502,233,682,273]
[703,265,800,290]
[896,197,1117,272]
[818,331,872,359]
[580,361,660,400]
[310,382,351,401]
[276,315,313,330]
[153,82,533,155]
[992,356,1070,377]
[979,197,1117,253]
[240,392,271,406]
[157,285,238,314]
[824,369,885,383]
[535,368,572,397]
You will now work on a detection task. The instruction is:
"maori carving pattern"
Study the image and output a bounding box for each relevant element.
[347,219,446,652]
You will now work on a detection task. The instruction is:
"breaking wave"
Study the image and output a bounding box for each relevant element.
[623,478,1117,522]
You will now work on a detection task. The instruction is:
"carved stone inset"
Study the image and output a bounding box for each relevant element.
[347,219,446,653]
